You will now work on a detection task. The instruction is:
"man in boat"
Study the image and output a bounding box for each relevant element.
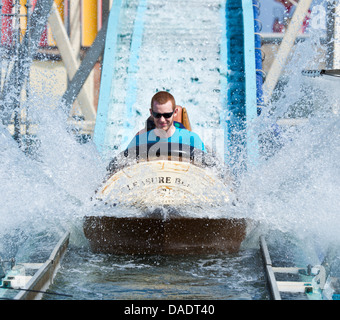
[107,91,207,173]
[126,91,206,153]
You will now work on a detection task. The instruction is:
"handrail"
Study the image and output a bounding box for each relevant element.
[253,0,264,115]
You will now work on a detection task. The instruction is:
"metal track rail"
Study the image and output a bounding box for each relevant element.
[259,235,281,300]
[260,235,325,300]
[14,231,70,300]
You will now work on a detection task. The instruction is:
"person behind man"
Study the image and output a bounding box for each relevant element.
[126,91,206,153]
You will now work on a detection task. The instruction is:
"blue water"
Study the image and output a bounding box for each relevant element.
[46,246,267,300]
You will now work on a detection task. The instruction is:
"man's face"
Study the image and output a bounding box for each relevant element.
[150,100,176,132]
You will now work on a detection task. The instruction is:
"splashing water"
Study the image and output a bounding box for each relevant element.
[0,0,339,299]
[0,94,106,258]
[237,2,340,259]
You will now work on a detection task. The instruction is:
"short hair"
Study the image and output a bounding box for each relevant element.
[151,91,176,110]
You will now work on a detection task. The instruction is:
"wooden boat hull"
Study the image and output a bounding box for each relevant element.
[86,150,245,255]
[83,216,247,255]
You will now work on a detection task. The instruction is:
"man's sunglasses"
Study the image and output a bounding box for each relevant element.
[152,111,174,119]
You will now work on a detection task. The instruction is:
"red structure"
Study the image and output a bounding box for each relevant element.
[2,0,13,46]
[273,0,310,34]
[275,0,296,12]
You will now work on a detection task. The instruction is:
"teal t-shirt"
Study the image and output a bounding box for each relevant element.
[127,127,206,152]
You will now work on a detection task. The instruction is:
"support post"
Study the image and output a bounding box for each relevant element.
[48,2,96,121]
[263,0,313,104]
[61,16,108,115]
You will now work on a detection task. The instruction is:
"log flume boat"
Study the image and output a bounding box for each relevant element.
[84,109,248,255]
[83,143,248,255]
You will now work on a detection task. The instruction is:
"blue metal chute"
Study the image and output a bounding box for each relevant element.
[121,0,147,148]
[94,0,262,171]
[93,0,123,158]
[222,0,259,172]
[93,0,148,159]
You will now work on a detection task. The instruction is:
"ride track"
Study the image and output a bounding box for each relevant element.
[93,0,261,168]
